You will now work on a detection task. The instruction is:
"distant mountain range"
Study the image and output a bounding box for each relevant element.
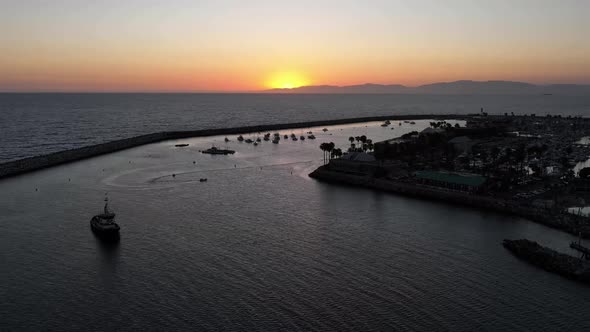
[264,80,590,95]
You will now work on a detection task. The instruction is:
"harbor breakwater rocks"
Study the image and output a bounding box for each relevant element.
[0,114,455,180]
[503,239,590,284]
[309,166,590,238]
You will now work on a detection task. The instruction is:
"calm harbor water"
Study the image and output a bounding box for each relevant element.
[2,120,590,331]
[1,93,590,163]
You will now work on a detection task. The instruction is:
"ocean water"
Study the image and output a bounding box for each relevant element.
[2,120,590,331]
[1,93,589,163]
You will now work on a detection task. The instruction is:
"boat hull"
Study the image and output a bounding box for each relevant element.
[90,218,120,241]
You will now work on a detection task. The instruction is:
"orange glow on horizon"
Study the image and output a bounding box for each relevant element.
[265,71,310,89]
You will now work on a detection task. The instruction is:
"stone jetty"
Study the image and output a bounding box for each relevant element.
[503,239,590,284]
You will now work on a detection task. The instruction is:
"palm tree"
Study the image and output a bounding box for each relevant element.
[348,136,355,148]
[360,135,367,146]
[332,148,343,159]
[327,142,335,160]
[319,143,328,165]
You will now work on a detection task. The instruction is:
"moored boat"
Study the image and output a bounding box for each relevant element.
[202,147,235,155]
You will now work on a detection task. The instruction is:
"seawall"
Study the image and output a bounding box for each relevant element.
[0,114,458,180]
[309,166,590,238]
[503,239,590,284]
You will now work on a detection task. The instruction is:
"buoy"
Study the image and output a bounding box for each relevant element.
[193,161,196,164]
[172,174,176,178]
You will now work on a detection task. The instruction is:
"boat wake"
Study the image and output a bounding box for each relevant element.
[149,160,315,184]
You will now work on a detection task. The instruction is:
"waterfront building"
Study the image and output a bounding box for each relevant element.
[414,170,487,193]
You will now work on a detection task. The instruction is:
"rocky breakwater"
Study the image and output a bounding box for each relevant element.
[0,114,460,180]
[503,239,590,284]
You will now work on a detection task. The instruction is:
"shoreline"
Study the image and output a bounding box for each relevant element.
[0,114,459,180]
[309,166,590,238]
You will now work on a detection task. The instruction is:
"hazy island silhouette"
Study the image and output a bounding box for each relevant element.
[265,80,590,95]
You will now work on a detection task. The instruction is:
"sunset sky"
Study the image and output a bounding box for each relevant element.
[1,0,589,92]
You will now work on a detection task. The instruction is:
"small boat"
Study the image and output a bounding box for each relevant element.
[201,147,235,155]
[237,135,244,142]
[292,136,298,141]
[307,131,313,134]
[224,137,230,142]
[300,135,305,140]
[322,128,328,132]
[199,178,207,182]
[381,123,388,127]
[384,120,391,125]
[404,120,410,123]
[307,134,316,139]
[410,121,416,125]
[245,139,253,144]
[175,143,189,147]
[90,196,120,240]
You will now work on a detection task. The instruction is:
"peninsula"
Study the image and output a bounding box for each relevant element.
[309,113,590,239]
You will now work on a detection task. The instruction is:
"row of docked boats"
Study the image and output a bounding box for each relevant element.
[380,119,415,127]
[235,131,316,144]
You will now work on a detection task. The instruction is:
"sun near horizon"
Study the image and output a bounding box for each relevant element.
[264,71,311,90]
